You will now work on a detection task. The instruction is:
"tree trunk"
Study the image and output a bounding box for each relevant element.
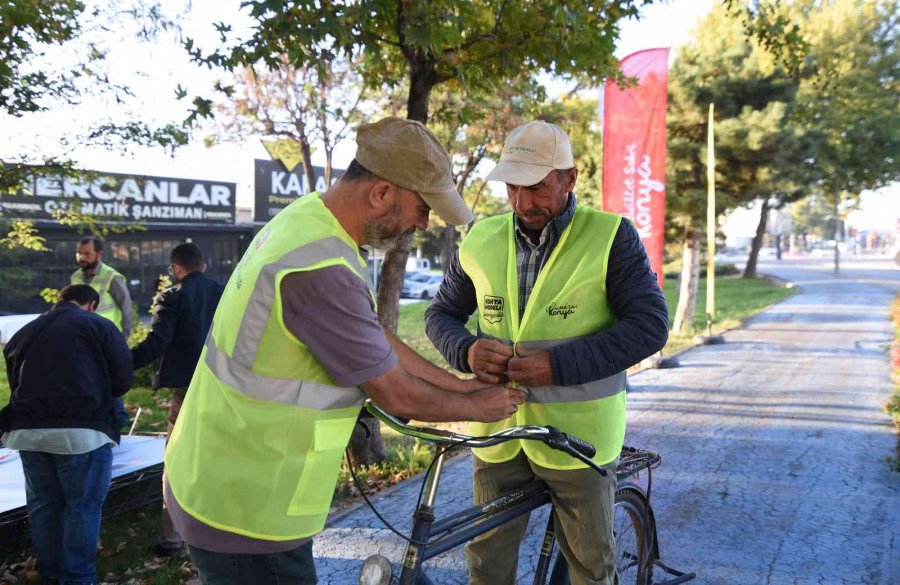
[347,419,386,467]
[359,16,442,463]
[324,147,333,187]
[300,136,315,195]
[743,198,770,279]
[376,56,435,332]
[832,188,841,274]
[376,233,413,333]
[439,225,457,273]
[672,227,701,335]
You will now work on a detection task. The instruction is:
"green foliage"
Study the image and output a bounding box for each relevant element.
[189,1,650,96]
[0,220,49,251]
[40,287,61,304]
[130,276,171,388]
[0,0,194,201]
[666,3,803,239]
[791,193,838,241]
[0,0,85,115]
[790,0,900,198]
[722,0,810,77]
[663,260,739,280]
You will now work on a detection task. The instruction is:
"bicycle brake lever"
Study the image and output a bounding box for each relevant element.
[545,426,606,476]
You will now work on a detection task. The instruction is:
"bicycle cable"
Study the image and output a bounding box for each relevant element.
[345,424,599,551]
[345,446,428,546]
[345,435,481,547]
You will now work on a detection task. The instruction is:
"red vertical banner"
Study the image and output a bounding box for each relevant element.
[602,48,670,289]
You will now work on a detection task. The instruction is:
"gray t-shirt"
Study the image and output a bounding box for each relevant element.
[168,264,397,553]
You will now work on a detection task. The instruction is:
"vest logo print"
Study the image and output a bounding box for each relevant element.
[483,295,504,324]
[547,302,578,319]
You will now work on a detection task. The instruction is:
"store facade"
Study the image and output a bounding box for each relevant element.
[0,168,252,315]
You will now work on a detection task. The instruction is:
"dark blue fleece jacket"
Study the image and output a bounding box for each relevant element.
[424,216,669,385]
[1,302,133,443]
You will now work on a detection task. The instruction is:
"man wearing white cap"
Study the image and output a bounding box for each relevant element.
[425,120,669,584]
[164,117,525,584]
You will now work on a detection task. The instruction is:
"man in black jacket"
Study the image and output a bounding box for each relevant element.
[1,284,133,585]
[131,242,224,556]
[424,121,669,585]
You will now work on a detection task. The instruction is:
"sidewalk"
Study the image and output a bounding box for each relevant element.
[315,257,899,584]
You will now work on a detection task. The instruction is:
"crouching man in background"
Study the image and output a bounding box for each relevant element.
[1,284,133,585]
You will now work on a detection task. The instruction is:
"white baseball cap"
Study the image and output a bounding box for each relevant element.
[485,121,575,186]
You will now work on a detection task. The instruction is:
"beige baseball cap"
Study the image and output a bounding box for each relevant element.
[486,121,575,186]
[354,117,474,226]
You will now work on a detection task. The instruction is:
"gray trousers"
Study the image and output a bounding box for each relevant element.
[465,451,619,585]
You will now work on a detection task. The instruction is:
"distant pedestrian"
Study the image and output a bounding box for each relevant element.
[71,235,134,428]
[131,242,224,557]
[0,284,133,585]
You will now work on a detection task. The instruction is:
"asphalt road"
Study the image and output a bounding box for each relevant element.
[314,255,899,585]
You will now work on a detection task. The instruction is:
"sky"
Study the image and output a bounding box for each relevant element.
[2,0,895,232]
[2,0,715,208]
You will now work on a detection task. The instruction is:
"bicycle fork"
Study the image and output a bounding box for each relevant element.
[396,450,446,585]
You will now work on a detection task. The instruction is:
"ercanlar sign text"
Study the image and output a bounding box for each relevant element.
[0,168,236,225]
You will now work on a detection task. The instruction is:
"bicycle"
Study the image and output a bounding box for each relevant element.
[354,400,695,585]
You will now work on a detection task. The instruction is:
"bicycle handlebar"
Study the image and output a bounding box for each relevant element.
[362,400,606,476]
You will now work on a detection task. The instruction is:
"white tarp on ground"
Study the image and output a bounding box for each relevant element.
[0,435,166,515]
[0,314,40,345]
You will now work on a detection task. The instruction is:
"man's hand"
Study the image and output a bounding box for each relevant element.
[508,346,553,387]
[467,339,514,384]
[470,386,526,422]
[457,377,502,394]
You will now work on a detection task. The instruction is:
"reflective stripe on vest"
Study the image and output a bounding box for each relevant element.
[166,193,372,541]
[460,206,626,469]
[204,334,365,410]
[232,236,362,371]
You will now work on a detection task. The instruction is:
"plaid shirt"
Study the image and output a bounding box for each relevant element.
[513,193,576,319]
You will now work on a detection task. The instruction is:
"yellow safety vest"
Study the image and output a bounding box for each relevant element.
[166,193,371,541]
[459,206,626,469]
[70,263,124,332]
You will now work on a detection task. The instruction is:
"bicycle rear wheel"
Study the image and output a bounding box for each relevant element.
[614,488,653,585]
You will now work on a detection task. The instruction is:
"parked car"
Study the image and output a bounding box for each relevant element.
[401,273,443,300]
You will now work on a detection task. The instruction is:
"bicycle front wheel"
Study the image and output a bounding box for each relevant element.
[614,488,653,585]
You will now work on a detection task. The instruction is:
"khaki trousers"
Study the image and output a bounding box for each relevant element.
[465,450,618,585]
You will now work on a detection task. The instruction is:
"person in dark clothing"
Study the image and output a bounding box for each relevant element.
[130,242,224,557]
[424,121,669,585]
[1,284,133,585]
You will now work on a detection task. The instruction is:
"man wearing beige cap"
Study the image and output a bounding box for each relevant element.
[425,120,669,584]
[163,116,524,584]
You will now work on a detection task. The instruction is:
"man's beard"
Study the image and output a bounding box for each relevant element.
[364,217,411,249]
[78,260,99,272]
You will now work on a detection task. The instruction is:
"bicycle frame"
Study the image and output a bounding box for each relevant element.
[356,401,695,585]
[396,447,565,585]
[358,401,604,585]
